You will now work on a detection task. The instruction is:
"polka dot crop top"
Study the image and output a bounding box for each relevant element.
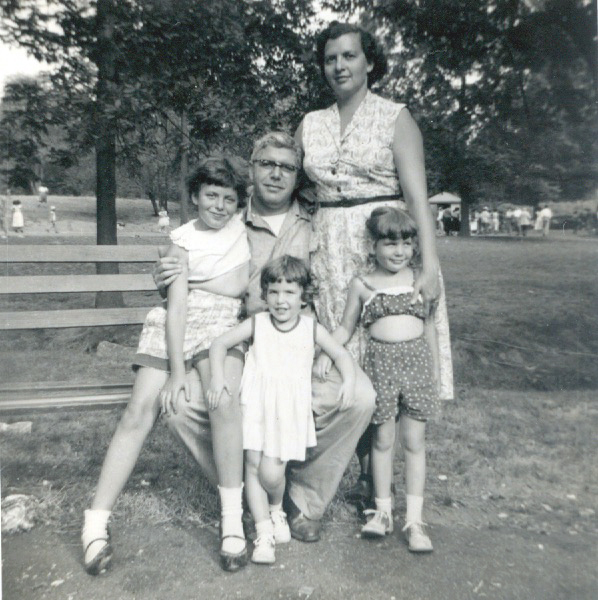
[359,277,426,328]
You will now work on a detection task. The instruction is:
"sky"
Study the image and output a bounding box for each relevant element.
[0,43,46,96]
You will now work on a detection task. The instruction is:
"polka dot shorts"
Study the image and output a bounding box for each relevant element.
[363,336,440,424]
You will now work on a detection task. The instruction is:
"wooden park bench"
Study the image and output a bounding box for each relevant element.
[0,244,160,413]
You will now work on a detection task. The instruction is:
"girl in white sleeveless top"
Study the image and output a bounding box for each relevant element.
[83,157,251,576]
[209,255,355,565]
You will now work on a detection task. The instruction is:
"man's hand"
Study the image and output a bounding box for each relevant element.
[153,247,183,291]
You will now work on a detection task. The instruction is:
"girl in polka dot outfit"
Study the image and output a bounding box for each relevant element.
[314,206,441,552]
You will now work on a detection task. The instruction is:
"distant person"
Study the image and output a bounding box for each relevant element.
[519,207,532,236]
[492,209,500,233]
[538,205,552,237]
[11,199,24,235]
[533,208,543,232]
[38,184,49,204]
[209,256,355,565]
[157,209,170,233]
[315,207,440,552]
[504,208,513,234]
[82,156,251,575]
[512,207,522,235]
[436,207,445,235]
[479,207,491,234]
[49,205,58,233]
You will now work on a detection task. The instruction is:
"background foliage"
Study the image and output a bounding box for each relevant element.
[1,0,596,236]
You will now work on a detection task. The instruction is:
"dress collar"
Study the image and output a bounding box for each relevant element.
[329,89,373,141]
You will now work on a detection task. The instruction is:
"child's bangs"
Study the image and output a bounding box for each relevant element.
[378,215,417,241]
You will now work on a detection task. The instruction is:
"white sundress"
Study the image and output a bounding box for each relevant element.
[240,312,317,462]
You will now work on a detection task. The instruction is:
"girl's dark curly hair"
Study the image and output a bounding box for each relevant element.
[187,155,248,208]
[315,21,388,87]
[260,255,315,306]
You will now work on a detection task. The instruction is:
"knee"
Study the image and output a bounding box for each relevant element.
[259,465,285,493]
[400,425,426,455]
[210,395,241,425]
[119,399,155,433]
[372,425,394,453]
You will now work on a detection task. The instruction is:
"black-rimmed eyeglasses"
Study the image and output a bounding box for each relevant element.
[252,159,298,175]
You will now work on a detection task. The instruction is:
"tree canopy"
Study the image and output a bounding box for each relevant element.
[2,0,596,238]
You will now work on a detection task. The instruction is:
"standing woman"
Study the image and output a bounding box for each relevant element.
[296,21,452,397]
[295,21,453,506]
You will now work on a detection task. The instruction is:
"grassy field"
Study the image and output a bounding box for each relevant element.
[1,221,597,545]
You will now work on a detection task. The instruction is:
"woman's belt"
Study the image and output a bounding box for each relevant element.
[318,194,403,209]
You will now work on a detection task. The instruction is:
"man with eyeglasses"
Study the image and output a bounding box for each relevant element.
[154,131,375,545]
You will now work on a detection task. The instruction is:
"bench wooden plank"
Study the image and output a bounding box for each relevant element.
[0,392,130,413]
[0,382,132,413]
[1,274,157,294]
[1,245,159,263]
[0,307,152,330]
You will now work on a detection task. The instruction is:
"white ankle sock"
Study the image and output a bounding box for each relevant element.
[255,519,274,538]
[269,502,283,515]
[218,485,245,555]
[405,494,424,524]
[82,509,111,541]
[374,497,392,517]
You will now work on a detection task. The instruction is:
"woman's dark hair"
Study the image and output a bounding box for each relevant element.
[187,155,249,208]
[260,255,315,305]
[315,21,388,87]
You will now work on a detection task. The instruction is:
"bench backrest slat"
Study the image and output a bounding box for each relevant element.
[1,274,157,294]
[0,307,152,330]
[2,245,159,263]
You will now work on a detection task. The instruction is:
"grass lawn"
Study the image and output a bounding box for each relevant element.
[1,229,597,544]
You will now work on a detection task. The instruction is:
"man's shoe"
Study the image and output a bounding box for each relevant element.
[288,511,321,542]
[402,521,433,553]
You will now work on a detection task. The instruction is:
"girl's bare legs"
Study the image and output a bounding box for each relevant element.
[399,415,426,499]
[362,418,395,536]
[245,450,270,525]
[197,357,245,561]
[371,419,396,502]
[83,367,167,570]
[245,451,287,563]
[398,415,432,551]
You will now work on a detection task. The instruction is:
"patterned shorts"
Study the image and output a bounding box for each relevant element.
[133,289,243,372]
[363,336,440,424]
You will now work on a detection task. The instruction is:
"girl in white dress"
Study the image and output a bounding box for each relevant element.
[209,255,355,565]
[11,200,24,234]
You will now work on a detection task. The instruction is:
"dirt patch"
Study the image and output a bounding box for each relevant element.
[3,522,596,600]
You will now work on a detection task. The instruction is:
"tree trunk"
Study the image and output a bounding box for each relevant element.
[95,0,122,308]
[148,191,159,216]
[179,109,189,225]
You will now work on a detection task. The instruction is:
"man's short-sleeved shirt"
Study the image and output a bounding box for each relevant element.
[242,198,312,316]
